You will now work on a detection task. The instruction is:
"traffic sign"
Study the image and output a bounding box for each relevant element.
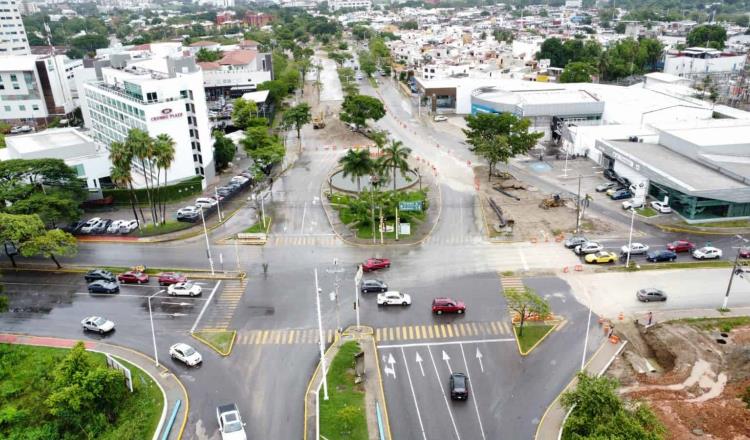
[399,201,423,211]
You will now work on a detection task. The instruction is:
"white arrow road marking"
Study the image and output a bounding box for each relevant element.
[160,302,194,306]
[151,312,189,317]
[415,352,425,376]
[401,348,427,440]
[460,344,487,440]
[428,347,461,440]
[442,350,452,372]
[476,348,484,373]
[383,352,397,379]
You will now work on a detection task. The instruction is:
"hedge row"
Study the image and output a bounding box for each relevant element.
[103,175,204,204]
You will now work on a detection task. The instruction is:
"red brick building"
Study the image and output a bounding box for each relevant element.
[244,12,272,27]
[216,11,236,25]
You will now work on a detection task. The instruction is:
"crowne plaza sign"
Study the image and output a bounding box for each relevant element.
[151,107,184,122]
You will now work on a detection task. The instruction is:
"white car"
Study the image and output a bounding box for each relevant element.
[177,206,199,216]
[433,115,448,122]
[574,241,603,255]
[118,219,139,233]
[377,291,412,306]
[107,220,127,234]
[81,316,115,334]
[79,217,102,234]
[650,201,672,213]
[195,197,218,209]
[620,243,650,255]
[622,199,645,210]
[169,343,202,366]
[230,175,249,185]
[168,281,202,296]
[692,246,722,260]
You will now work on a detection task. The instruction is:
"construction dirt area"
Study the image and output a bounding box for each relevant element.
[304,82,373,152]
[609,319,750,439]
[475,165,632,242]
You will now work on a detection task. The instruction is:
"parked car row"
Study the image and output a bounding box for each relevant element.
[177,174,253,223]
[566,236,726,263]
[66,218,139,235]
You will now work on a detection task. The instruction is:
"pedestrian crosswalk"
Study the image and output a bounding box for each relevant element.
[199,279,246,330]
[420,234,487,246]
[500,276,525,293]
[232,320,514,346]
[270,235,342,247]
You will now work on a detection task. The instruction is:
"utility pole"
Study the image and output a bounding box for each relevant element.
[200,207,215,275]
[379,205,384,244]
[314,269,329,400]
[215,187,223,222]
[723,235,749,309]
[326,259,345,334]
[354,265,363,330]
[575,175,582,234]
[395,206,400,241]
[625,207,636,268]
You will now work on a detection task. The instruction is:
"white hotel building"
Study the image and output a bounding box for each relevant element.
[80,54,215,189]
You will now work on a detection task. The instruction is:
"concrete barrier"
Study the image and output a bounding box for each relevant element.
[236,233,267,244]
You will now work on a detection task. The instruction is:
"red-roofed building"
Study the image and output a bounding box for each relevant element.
[216,11,236,25]
[200,48,273,100]
[244,12,272,27]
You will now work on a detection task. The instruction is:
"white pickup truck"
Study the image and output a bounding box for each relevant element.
[216,403,247,440]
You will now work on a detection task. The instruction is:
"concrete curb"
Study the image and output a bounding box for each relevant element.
[514,320,561,356]
[303,332,340,440]
[190,330,237,357]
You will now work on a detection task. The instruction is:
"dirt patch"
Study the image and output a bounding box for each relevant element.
[476,166,627,241]
[607,322,750,439]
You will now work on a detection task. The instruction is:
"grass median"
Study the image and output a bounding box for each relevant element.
[319,340,368,440]
[242,217,272,234]
[514,323,554,354]
[134,220,193,237]
[192,330,236,355]
[0,343,163,440]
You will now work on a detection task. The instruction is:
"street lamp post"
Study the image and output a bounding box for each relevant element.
[354,265,363,330]
[314,269,329,400]
[723,235,749,309]
[326,258,345,334]
[147,289,164,367]
[575,175,582,234]
[199,207,215,275]
[625,207,636,268]
[215,187,223,222]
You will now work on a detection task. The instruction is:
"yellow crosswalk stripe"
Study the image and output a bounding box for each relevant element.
[440,324,447,338]
[271,331,280,344]
[480,322,491,335]
[327,329,333,343]
[389,327,394,341]
[428,326,434,338]
[406,326,413,340]
[470,323,479,335]
[413,326,421,339]
[446,325,454,337]
[490,321,500,335]
[395,327,402,340]
[460,323,469,336]
[376,328,381,342]
[287,330,295,344]
[260,330,270,344]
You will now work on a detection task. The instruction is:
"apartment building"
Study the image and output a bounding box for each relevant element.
[0,0,29,54]
[198,48,272,100]
[79,54,215,189]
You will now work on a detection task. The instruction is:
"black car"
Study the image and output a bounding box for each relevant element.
[603,169,617,181]
[361,279,388,293]
[610,189,632,200]
[61,221,85,234]
[637,288,667,302]
[90,219,112,234]
[216,186,234,198]
[646,250,677,262]
[84,269,116,283]
[88,280,120,294]
[176,211,200,223]
[449,372,469,401]
[616,176,631,188]
[563,236,588,249]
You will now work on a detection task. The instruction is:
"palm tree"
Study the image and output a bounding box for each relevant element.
[109,141,143,225]
[338,148,373,192]
[126,129,157,225]
[380,140,412,192]
[370,130,388,157]
[153,133,176,225]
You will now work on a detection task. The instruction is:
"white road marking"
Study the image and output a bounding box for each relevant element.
[475,347,484,373]
[300,201,308,235]
[460,344,487,440]
[384,352,397,379]
[518,247,530,271]
[428,347,461,440]
[401,347,427,440]
[378,338,515,349]
[415,351,425,376]
[442,350,453,372]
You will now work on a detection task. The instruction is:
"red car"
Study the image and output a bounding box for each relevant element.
[158,272,187,286]
[117,271,149,284]
[362,258,391,272]
[432,297,466,315]
[740,247,750,259]
[667,240,696,253]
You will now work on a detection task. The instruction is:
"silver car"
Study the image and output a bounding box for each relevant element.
[81,316,115,334]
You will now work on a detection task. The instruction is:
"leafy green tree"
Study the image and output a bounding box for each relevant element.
[20,228,77,269]
[358,50,377,77]
[6,192,82,228]
[232,98,266,130]
[504,287,550,336]
[463,113,543,179]
[399,20,418,30]
[339,148,374,192]
[212,131,236,171]
[614,22,626,34]
[68,34,109,56]
[537,37,567,67]
[240,127,285,169]
[195,48,223,62]
[561,372,666,440]
[281,103,312,140]
[559,61,595,83]
[257,80,289,105]
[340,94,386,131]
[687,24,727,49]
[380,140,411,192]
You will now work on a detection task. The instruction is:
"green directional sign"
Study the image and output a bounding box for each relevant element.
[399,201,423,211]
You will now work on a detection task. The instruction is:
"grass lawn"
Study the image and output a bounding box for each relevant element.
[242,217,272,234]
[612,260,732,271]
[135,220,193,237]
[679,316,750,332]
[0,344,163,440]
[686,219,750,228]
[329,190,428,241]
[319,341,368,440]
[193,330,236,355]
[514,324,554,354]
[636,207,658,217]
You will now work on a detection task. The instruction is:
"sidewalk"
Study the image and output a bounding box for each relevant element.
[0,333,188,440]
[304,326,391,440]
[535,338,627,440]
